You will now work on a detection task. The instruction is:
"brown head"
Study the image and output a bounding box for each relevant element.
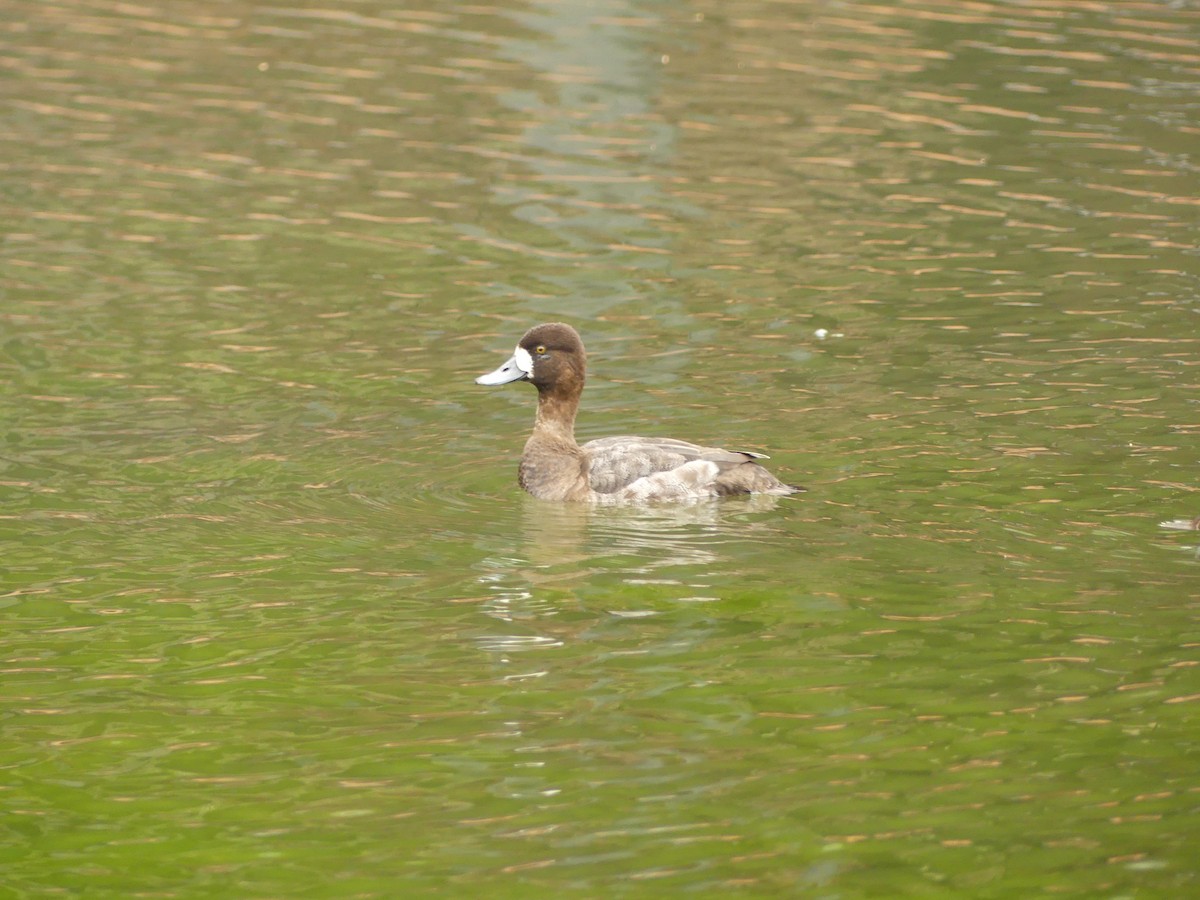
[476,322,587,401]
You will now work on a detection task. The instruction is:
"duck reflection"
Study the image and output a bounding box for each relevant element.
[522,494,787,570]
[474,494,787,643]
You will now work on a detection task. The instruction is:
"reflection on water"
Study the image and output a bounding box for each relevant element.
[475,495,790,647]
[522,493,787,569]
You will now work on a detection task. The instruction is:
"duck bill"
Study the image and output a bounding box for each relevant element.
[476,353,528,386]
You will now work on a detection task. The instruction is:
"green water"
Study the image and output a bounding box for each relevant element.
[2,0,1197,895]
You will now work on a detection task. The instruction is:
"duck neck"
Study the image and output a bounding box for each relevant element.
[530,386,580,449]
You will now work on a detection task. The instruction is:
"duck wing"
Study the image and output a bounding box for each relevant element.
[581,435,763,495]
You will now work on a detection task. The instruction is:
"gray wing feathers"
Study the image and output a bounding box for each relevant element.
[582,435,761,494]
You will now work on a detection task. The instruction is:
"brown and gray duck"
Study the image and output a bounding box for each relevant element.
[476,323,803,502]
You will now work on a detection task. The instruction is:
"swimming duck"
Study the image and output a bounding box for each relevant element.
[475,323,803,502]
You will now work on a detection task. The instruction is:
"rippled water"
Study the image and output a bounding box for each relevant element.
[3,0,1198,895]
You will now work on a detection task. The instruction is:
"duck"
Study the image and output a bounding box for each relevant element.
[475,322,803,502]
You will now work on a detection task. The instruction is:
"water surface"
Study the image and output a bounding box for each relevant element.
[2,0,1198,895]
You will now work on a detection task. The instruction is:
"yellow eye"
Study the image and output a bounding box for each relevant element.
[535,345,546,354]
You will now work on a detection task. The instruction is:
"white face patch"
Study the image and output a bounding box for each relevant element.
[476,345,535,386]
[513,345,534,377]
